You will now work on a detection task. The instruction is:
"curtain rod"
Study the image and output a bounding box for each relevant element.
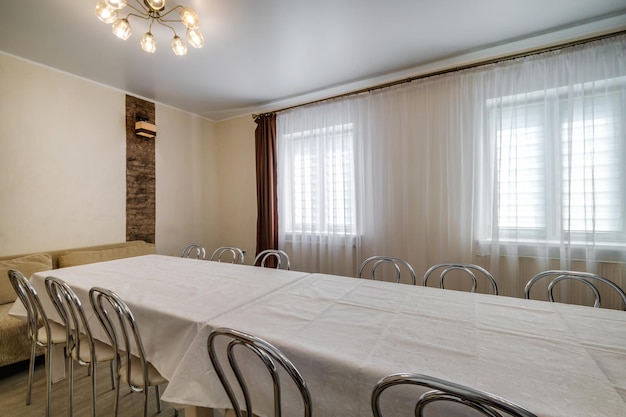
[253,29,626,120]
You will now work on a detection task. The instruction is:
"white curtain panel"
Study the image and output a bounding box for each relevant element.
[277,35,626,304]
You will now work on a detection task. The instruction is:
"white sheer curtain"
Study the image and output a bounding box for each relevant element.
[277,77,479,279]
[277,101,361,276]
[476,36,626,301]
[277,35,626,303]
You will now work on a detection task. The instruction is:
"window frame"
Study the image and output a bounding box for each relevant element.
[279,122,357,238]
[484,79,626,253]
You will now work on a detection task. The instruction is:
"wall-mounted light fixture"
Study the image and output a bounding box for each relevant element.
[135,117,156,138]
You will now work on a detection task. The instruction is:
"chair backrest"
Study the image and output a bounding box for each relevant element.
[524,270,626,310]
[88,287,149,390]
[371,372,537,417]
[8,269,51,342]
[181,244,206,259]
[207,327,312,417]
[423,263,498,295]
[254,249,291,270]
[358,256,417,285]
[44,276,95,360]
[210,246,245,264]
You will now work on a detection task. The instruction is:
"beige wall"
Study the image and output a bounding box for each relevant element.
[0,53,126,254]
[0,52,225,257]
[214,116,258,264]
[154,104,220,256]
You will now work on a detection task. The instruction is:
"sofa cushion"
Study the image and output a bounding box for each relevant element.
[58,243,156,268]
[0,303,40,367]
[0,253,53,305]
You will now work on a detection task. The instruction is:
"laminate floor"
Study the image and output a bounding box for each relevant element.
[0,358,182,417]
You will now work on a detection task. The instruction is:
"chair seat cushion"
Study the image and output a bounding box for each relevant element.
[36,321,66,345]
[121,355,167,388]
[72,336,115,363]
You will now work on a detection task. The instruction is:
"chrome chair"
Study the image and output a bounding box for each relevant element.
[372,372,537,417]
[358,256,417,285]
[89,287,173,417]
[524,270,626,310]
[254,249,291,270]
[8,270,66,417]
[180,244,206,259]
[45,276,116,417]
[423,263,498,294]
[210,246,246,264]
[207,327,312,417]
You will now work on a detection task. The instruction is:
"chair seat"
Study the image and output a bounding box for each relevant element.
[36,321,66,344]
[72,336,116,363]
[121,355,167,388]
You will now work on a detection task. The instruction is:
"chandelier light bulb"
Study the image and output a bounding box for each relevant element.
[105,0,127,9]
[180,7,200,29]
[95,1,118,24]
[112,18,132,40]
[141,32,157,53]
[186,28,204,49]
[171,36,188,56]
[145,0,166,11]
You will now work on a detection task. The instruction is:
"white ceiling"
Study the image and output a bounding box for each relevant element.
[1,1,625,121]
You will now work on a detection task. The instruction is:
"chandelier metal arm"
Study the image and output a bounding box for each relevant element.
[124,12,152,22]
[125,1,181,34]
[128,0,149,15]
[157,20,179,37]
[157,4,183,19]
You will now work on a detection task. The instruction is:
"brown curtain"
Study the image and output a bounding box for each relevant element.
[254,113,278,264]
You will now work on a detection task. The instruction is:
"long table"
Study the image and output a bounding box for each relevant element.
[11,255,310,386]
[10,255,626,417]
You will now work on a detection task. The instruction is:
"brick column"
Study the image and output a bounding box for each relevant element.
[125,95,156,243]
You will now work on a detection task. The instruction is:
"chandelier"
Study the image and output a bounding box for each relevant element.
[95,0,204,56]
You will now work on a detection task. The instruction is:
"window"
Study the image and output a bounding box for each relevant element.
[490,82,625,247]
[279,123,356,236]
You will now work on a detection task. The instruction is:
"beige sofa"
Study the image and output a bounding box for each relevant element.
[0,240,156,368]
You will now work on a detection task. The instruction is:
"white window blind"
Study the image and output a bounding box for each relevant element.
[281,123,356,236]
[491,84,625,246]
[495,101,547,236]
[562,94,623,236]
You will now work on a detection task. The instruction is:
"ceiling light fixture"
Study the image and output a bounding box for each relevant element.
[95,0,204,56]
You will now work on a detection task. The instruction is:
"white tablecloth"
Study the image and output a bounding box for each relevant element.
[10,254,310,381]
[163,272,626,417]
[10,256,626,417]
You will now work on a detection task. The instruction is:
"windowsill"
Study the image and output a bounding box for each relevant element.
[281,232,360,246]
[477,238,626,262]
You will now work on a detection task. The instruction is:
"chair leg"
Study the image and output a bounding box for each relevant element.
[44,346,52,417]
[155,384,162,413]
[90,362,97,417]
[26,341,37,405]
[143,388,149,417]
[113,376,121,417]
[109,360,116,390]
[68,354,75,417]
